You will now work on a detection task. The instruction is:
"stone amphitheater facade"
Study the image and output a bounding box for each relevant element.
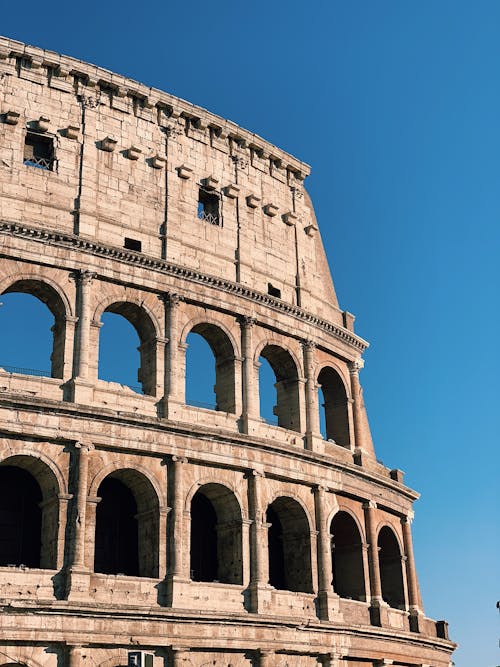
[0,37,454,667]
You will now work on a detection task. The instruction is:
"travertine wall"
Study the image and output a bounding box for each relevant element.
[0,37,454,667]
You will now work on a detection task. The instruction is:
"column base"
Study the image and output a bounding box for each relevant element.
[305,432,325,453]
[163,574,191,607]
[317,590,342,621]
[369,597,389,626]
[409,606,423,633]
[239,414,263,436]
[158,397,184,421]
[246,582,273,614]
[65,566,91,601]
[64,378,94,404]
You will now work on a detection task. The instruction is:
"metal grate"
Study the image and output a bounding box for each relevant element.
[197,210,219,225]
[23,156,55,170]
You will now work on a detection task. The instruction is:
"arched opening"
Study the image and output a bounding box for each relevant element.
[0,279,67,378]
[94,470,159,577]
[317,367,350,447]
[378,526,406,609]
[190,483,242,584]
[0,455,60,569]
[266,497,312,592]
[98,302,157,395]
[185,323,236,413]
[259,345,301,432]
[330,511,366,600]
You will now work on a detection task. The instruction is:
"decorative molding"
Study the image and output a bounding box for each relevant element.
[0,220,369,352]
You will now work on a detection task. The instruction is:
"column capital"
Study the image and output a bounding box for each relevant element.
[160,291,184,306]
[362,500,377,510]
[239,314,257,328]
[401,512,414,525]
[348,357,365,374]
[70,269,97,285]
[315,483,330,494]
[172,455,188,464]
[302,338,317,350]
[74,440,94,453]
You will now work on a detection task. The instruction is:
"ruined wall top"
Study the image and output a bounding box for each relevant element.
[0,36,367,351]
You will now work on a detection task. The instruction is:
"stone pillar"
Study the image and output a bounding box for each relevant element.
[402,514,422,631]
[67,270,96,403]
[240,315,259,433]
[302,340,323,451]
[248,469,271,612]
[363,501,384,624]
[259,651,274,667]
[166,455,188,605]
[160,292,183,418]
[66,441,93,600]
[170,647,189,666]
[68,645,85,667]
[314,485,339,620]
[62,315,78,381]
[56,493,71,571]
[349,358,377,462]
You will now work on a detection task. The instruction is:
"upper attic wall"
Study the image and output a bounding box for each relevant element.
[0,36,346,327]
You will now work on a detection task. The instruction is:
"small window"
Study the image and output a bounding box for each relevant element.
[197,188,220,226]
[23,132,55,171]
[124,238,142,252]
[268,283,281,298]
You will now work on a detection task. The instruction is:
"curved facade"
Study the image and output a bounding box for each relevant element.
[0,37,454,667]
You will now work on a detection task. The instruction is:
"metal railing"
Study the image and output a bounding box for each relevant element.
[186,398,218,411]
[23,157,55,171]
[197,210,220,226]
[0,364,51,377]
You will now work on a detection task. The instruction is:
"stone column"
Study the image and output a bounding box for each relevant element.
[170,647,189,666]
[302,340,323,451]
[314,485,338,619]
[68,270,96,403]
[248,470,270,612]
[160,292,183,418]
[402,514,422,631]
[259,651,274,667]
[240,315,259,433]
[363,501,383,624]
[66,441,93,600]
[166,455,188,606]
[56,493,72,570]
[349,358,376,462]
[68,645,85,667]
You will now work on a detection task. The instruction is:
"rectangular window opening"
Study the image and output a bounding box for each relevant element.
[124,237,142,252]
[23,131,55,171]
[197,188,220,226]
[268,283,281,298]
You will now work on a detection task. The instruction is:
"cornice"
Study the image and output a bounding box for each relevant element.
[0,220,369,353]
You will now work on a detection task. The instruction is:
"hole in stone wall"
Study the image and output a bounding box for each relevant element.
[124,238,142,252]
[23,131,55,171]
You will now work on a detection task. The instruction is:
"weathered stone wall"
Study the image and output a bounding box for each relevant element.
[0,37,454,667]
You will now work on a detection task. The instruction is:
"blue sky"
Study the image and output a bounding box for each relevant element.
[1,2,499,665]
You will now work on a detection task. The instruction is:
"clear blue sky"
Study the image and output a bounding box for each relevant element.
[1,2,499,665]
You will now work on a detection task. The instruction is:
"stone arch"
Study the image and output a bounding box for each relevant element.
[89,461,164,510]
[316,365,350,447]
[330,509,366,600]
[0,454,62,569]
[0,274,72,378]
[377,524,406,609]
[189,482,243,584]
[266,495,313,593]
[94,298,160,396]
[329,504,365,542]
[94,467,160,578]
[256,340,303,432]
[183,317,238,413]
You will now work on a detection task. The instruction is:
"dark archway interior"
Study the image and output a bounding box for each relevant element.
[0,466,42,567]
[266,497,312,593]
[331,511,366,600]
[317,367,350,447]
[190,484,243,584]
[95,477,139,576]
[378,526,406,609]
[267,505,286,590]
[190,491,218,582]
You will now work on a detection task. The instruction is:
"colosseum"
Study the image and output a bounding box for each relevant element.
[0,37,454,667]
